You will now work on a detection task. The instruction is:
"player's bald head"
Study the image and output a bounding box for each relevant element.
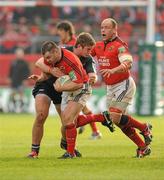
[101,18,118,29]
[101,18,118,41]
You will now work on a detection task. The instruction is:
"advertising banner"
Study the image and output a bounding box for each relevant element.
[136,43,163,115]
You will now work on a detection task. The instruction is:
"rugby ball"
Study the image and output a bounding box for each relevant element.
[56,75,71,86]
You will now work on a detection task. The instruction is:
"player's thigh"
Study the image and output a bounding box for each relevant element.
[107,78,136,124]
[114,77,136,104]
[82,104,92,114]
[35,94,51,116]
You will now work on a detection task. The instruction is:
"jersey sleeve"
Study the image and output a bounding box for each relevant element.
[64,61,85,84]
[84,56,96,74]
[117,45,133,63]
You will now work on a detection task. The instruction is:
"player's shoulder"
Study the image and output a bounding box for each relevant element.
[65,46,74,52]
[62,48,80,62]
[62,47,74,56]
[114,37,128,48]
[95,41,104,46]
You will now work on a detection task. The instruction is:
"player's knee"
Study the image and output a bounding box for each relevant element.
[62,112,72,126]
[36,111,47,125]
[109,107,122,125]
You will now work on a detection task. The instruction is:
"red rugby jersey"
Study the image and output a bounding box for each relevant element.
[55,48,88,84]
[91,36,131,85]
[66,35,76,46]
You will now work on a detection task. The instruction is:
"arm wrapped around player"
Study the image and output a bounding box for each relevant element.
[35,58,64,77]
[54,75,83,92]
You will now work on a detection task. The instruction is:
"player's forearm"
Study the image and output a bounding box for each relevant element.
[38,72,49,81]
[55,81,83,92]
[111,60,132,74]
[35,59,50,73]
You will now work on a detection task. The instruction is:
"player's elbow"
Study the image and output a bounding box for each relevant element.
[127,61,132,69]
[35,57,44,68]
[35,61,40,68]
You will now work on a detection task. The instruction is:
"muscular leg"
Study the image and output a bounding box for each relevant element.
[61,101,83,156]
[32,94,51,147]
[109,107,146,149]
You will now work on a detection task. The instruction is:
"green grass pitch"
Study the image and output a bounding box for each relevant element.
[0,113,164,180]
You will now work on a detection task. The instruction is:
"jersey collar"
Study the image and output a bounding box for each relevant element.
[104,36,117,45]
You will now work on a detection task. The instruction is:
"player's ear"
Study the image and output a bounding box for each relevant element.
[77,44,82,49]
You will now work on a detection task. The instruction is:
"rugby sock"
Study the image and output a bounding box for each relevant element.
[66,124,77,155]
[90,122,99,133]
[60,138,67,150]
[84,111,99,134]
[76,114,105,128]
[31,144,40,154]
[121,127,145,148]
[120,115,147,131]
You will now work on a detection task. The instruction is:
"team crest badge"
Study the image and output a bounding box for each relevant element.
[108,46,114,51]
[118,46,126,53]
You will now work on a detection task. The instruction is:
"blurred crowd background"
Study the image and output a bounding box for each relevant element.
[0,0,164,85]
[0,0,163,54]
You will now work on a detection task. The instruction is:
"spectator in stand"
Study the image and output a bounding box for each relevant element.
[16,17,32,53]
[8,48,30,112]
[12,7,28,23]
[1,24,18,53]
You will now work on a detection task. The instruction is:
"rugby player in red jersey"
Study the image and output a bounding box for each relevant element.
[56,20,76,46]
[91,18,153,158]
[39,41,89,158]
[57,21,102,139]
[28,40,113,159]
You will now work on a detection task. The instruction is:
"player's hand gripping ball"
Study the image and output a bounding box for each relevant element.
[54,75,71,91]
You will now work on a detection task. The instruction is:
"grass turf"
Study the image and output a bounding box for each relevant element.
[0,114,164,180]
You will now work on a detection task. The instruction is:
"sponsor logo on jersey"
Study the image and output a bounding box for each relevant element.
[98,56,110,66]
[69,71,77,81]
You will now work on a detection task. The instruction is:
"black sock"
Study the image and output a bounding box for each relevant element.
[60,138,67,150]
[119,115,129,126]
[31,144,40,154]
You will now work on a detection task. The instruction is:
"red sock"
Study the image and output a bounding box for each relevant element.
[66,123,77,155]
[90,122,99,133]
[121,126,145,148]
[76,114,104,128]
[127,115,147,131]
[84,111,99,134]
